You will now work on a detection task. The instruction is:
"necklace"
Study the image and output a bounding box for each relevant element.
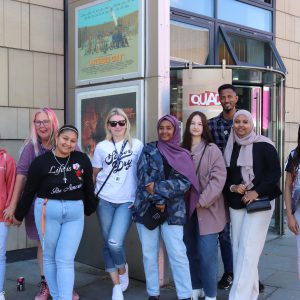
[52,150,70,183]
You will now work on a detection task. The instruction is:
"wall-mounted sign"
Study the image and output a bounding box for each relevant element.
[75,81,143,159]
[189,91,220,106]
[75,0,144,85]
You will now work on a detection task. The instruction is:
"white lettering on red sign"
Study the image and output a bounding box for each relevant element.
[189,91,221,106]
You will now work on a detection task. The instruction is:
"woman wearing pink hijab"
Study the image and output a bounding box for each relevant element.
[223,110,281,300]
[134,114,199,300]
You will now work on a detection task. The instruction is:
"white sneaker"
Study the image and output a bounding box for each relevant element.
[192,289,200,300]
[192,289,205,299]
[112,284,124,300]
[200,289,206,297]
[205,296,216,300]
[119,263,129,292]
[0,291,5,300]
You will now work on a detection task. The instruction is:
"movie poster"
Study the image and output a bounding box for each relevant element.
[75,82,142,159]
[76,0,143,84]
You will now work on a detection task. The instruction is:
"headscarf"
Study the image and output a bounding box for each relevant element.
[157,114,200,216]
[223,110,274,189]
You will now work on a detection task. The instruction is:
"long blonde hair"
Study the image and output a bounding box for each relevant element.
[105,107,132,148]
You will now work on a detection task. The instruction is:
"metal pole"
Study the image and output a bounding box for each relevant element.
[278,77,285,235]
[63,0,68,123]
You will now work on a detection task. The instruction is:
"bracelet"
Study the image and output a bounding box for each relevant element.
[230,185,235,192]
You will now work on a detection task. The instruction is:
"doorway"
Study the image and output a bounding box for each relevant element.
[170,66,285,234]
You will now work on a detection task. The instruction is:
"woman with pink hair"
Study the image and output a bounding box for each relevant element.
[3,108,78,300]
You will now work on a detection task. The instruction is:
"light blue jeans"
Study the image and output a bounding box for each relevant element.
[34,198,84,300]
[136,222,192,299]
[96,199,133,272]
[0,223,8,293]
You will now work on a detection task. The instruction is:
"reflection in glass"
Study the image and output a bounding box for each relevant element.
[232,69,262,83]
[171,21,209,65]
[218,33,234,65]
[170,70,183,121]
[227,32,280,69]
[170,0,214,17]
[218,0,272,32]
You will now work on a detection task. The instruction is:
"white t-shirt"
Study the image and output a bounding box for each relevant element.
[92,138,143,203]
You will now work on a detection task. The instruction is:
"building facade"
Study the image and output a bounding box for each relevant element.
[276,0,300,160]
[0,0,299,265]
[0,0,64,251]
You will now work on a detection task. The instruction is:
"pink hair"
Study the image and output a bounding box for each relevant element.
[21,107,60,156]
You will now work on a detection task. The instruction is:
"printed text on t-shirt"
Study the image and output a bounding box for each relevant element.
[105,149,133,172]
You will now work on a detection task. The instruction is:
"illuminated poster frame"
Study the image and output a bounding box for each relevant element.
[75,80,144,158]
[75,0,144,85]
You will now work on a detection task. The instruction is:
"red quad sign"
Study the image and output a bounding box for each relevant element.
[189,91,221,106]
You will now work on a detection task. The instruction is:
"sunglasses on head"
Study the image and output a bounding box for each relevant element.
[108,120,126,127]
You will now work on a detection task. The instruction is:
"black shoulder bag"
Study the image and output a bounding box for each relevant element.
[140,155,170,230]
[246,197,271,213]
[140,203,168,230]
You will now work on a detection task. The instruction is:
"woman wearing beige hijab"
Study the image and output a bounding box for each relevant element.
[223,110,281,300]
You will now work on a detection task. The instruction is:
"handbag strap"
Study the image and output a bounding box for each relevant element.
[95,140,128,197]
[195,144,208,175]
[95,167,114,197]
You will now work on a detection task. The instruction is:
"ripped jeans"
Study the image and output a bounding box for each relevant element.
[96,199,132,272]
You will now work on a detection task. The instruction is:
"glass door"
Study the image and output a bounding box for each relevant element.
[235,86,263,134]
[234,85,279,148]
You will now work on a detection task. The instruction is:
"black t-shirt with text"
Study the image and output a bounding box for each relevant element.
[15,150,95,220]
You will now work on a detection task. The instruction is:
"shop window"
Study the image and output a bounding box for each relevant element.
[170,0,214,17]
[170,21,210,65]
[217,0,272,32]
[219,27,286,72]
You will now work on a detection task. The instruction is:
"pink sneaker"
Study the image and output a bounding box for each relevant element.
[35,280,50,300]
[72,290,80,300]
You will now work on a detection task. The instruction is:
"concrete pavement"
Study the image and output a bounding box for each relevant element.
[3,230,300,300]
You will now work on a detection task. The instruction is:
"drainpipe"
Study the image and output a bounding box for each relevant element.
[63,0,68,123]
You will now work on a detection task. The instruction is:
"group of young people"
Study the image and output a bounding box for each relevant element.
[0,83,299,300]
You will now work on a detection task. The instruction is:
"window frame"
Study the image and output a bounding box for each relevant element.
[170,11,215,66]
[216,0,273,32]
[170,1,285,72]
[218,25,286,72]
[170,1,215,19]
[237,0,274,10]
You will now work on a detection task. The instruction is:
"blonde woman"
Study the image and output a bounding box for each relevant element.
[93,108,143,300]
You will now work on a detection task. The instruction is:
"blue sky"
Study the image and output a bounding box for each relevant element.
[77,0,138,28]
